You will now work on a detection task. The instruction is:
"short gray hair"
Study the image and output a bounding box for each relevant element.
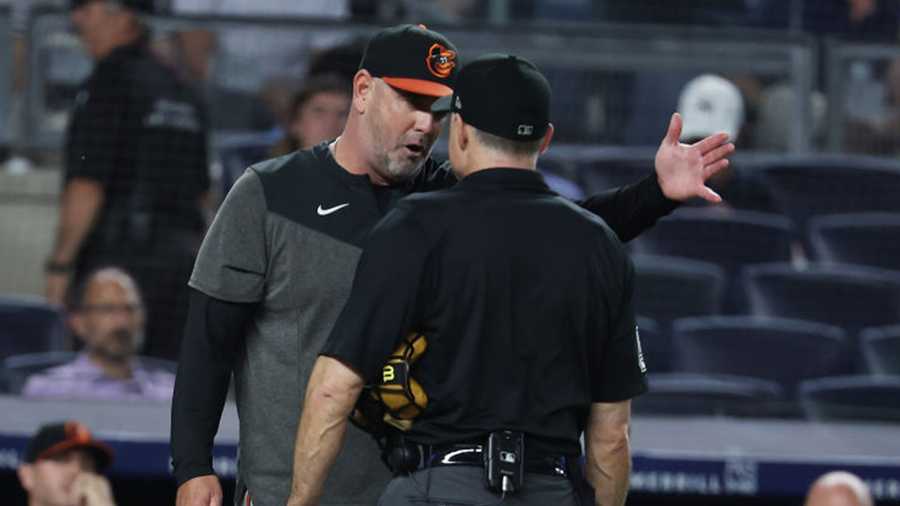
[472,128,543,157]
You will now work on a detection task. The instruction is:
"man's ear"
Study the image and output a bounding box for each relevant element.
[17,464,34,492]
[538,123,555,155]
[453,114,469,152]
[352,70,374,114]
[69,312,89,345]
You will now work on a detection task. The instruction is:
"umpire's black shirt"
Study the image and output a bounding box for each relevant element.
[323,167,648,457]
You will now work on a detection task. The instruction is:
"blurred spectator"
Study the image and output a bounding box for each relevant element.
[754,0,900,41]
[678,74,745,144]
[676,74,776,209]
[172,0,349,130]
[804,471,874,506]
[260,38,363,130]
[270,74,351,157]
[45,0,210,360]
[24,267,175,401]
[17,420,116,506]
[405,0,481,23]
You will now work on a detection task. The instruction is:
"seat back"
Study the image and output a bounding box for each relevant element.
[0,295,67,361]
[672,316,847,396]
[809,213,900,272]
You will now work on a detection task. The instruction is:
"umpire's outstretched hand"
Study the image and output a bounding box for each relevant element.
[654,112,735,203]
[176,475,222,506]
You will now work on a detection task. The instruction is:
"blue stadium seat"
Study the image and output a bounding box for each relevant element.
[633,373,783,417]
[633,255,725,324]
[860,325,900,375]
[631,208,794,282]
[0,295,66,361]
[578,153,654,197]
[1,351,74,394]
[742,263,900,334]
[214,130,281,196]
[809,213,900,273]
[671,316,848,396]
[758,156,900,232]
[636,317,671,373]
[799,375,900,422]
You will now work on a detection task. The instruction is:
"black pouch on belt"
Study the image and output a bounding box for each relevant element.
[483,430,525,494]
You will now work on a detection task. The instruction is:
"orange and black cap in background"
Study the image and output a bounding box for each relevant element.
[359,24,459,98]
[431,53,551,142]
[24,421,114,471]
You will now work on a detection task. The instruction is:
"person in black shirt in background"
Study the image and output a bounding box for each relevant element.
[45,0,210,360]
[288,53,650,506]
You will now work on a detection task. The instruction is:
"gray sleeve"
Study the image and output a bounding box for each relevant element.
[189,169,268,303]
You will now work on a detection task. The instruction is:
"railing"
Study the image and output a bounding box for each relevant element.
[0,5,12,147]
[17,9,817,152]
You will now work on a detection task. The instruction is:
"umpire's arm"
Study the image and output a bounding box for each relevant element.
[585,401,632,506]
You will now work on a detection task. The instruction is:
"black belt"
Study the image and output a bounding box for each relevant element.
[415,443,570,478]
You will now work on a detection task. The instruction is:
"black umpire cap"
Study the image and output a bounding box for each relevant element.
[69,0,156,14]
[24,420,114,470]
[431,53,551,142]
[359,24,459,98]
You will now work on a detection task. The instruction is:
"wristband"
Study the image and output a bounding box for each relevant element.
[44,260,74,274]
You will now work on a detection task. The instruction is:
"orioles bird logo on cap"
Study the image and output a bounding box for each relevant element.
[426,43,456,79]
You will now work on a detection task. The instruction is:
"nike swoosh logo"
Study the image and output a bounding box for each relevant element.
[317,203,350,216]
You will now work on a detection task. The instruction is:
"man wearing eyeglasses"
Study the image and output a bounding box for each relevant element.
[23,267,175,401]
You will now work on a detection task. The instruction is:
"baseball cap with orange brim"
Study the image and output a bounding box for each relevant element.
[24,421,113,471]
[359,24,459,98]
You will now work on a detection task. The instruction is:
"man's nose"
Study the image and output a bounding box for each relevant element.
[413,110,437,134]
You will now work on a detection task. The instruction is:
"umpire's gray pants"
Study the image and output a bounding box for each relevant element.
[376,466,579,506]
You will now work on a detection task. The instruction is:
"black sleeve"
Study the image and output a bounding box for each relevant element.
[576,174,679,243]
[592,251,648,402]
[170,289,256,486]
[64,78,126,186]
[320,202,431,383]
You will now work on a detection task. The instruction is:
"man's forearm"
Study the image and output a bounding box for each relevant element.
[586,437,631,506]
[289,357,363,506]
[50,178,104,264]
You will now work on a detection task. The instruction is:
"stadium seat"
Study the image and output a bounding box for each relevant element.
[860,325,900,375]
[758,156,900,232]
[809,213,900,272]
[799,375,900,422]
[671,316,848,396]
[1,351,177,395]
[742,263,900,334]
[1,351,74,394]
[0,295,66,361]
[633,255,725,324]
[632,373,784,417]
[631,208,794,280]
[636,317,671,373]
[578,153,655,197]
[215,130,281,196]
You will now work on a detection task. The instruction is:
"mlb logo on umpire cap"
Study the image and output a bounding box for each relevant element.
[432,53,551,142]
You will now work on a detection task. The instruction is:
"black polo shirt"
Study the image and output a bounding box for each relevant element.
[322,167,647,457]
[65,36,209,272]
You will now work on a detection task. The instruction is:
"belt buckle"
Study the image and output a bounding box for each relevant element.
[431,444,483,466]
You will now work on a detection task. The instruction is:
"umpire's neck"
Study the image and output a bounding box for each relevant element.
[449,115,553,180]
